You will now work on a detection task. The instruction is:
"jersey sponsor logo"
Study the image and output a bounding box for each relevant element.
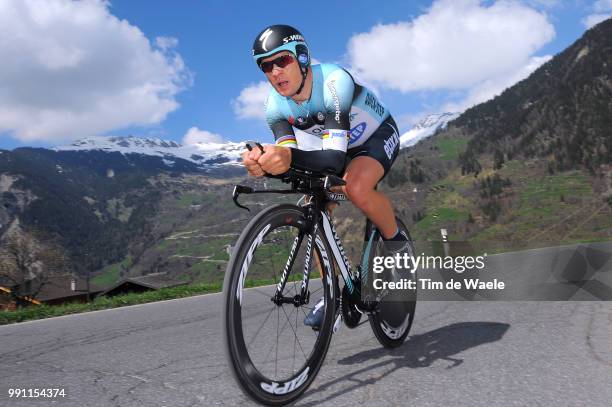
[311,125,324,134]
[327,80,341,123]
[259,28,274,52]
[365,92,385,117]
[383,127,400,160]
[282,34,304,44]
[322,129,348,140]
[349,122,366,144]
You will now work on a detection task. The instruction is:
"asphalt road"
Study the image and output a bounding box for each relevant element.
[1,246,612,407]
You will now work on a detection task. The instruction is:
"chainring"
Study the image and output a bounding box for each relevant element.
[341,284,362,328]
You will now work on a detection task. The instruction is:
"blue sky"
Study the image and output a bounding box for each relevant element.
[0,0,610,150]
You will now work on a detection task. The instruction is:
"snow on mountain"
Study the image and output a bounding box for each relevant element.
[399,112,459,148]
[54,135,245,169]
[53,113,459,171]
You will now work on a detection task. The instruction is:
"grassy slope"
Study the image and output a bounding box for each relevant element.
[87,133,611,290]
[403,133,612,254]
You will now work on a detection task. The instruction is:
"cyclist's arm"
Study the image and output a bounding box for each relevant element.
[266,94,297,147]
[267,96,344,174]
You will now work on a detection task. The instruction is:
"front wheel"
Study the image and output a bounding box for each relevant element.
[222,204,337,405]
[367,217,417,348]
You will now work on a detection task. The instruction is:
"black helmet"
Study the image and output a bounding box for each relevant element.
[252,25,310,70]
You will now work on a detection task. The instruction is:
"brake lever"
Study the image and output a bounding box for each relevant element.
[245,141,265,154]
[324,174,347,189]
[232,185,253,212]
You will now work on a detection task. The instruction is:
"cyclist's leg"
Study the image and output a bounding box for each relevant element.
[341,156,398,238]
[342,116,401,239]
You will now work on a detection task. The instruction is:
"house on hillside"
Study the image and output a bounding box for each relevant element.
[1,274,104,308]
[0,286,22,310]
[0,285,41,310]
[36,275,105,305]
[99,272,186,297]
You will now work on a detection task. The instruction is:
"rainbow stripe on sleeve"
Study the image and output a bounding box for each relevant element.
[276,135,297,147]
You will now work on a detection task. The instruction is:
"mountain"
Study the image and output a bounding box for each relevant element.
[55,135,244,171]
[52,107,462,169]
[381,18,612,249]
[445,18,612,174]
[2,20,611,290]
[400,112,460,148]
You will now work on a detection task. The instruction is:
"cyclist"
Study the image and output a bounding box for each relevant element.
[242,25,408,329]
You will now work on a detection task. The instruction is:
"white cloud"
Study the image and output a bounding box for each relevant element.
[397,54,551,130]
[347,0,555,92]
[182,127,223,145]
[232,81,271,120]
[443,55,552,112]
[155,36,179,51]
[524,0,562,9]
[583,0,612,28]
[583,13,612,28]
[594,0,612,12]
[0,0,192,143]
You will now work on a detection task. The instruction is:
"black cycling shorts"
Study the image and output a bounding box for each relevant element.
[345,115,400,178]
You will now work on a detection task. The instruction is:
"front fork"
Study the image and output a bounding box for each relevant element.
[271,205,319,307]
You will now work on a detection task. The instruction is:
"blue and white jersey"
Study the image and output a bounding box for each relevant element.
[265,63,390,152]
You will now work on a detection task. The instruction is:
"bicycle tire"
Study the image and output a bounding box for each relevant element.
[367,217,417,349]
[222,204,337,405]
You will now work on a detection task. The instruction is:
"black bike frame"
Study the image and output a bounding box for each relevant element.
[232,175,367,307]
[272,190,360,305]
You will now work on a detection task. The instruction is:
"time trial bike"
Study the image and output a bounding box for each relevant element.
[222,146,417,406]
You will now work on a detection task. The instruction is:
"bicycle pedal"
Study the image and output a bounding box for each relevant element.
[333,314,342,334]
[356,300,378,313]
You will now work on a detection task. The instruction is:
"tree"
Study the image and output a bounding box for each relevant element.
[459,150,482,177]
[493,149,505,170]
[409,160,426,183]
[0,233,68,303]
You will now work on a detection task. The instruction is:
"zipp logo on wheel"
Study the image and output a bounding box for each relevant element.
[260,367,309,395]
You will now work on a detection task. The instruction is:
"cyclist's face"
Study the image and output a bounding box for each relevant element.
[260,51,301,97]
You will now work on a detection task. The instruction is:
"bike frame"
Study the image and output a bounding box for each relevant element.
[276,191,379,308]
[232,168,379,308]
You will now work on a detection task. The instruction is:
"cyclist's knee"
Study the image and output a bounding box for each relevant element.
[344,182,374,210]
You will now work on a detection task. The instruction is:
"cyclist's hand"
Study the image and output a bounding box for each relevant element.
[258,145,291,175]
[242,150,265,177]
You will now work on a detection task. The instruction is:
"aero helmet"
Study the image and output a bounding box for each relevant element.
[252,25,311,95]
